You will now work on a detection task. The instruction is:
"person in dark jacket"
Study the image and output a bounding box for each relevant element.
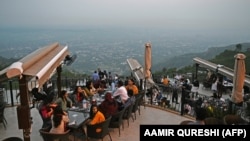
[99,92,118,118]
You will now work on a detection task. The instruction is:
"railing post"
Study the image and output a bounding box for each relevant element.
[9,80,14,106]
[57,65,62,96]
[139,79,143,91]
[65,77,68,89]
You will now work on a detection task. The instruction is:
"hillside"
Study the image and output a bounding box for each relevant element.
[1,42,250,76]
[210,50,250,73]
[0,56,17,70]
[152,43,250,72]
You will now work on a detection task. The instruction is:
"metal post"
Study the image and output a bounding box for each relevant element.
[9,80,14,106]
[65,77,68,89]
[18,75,31,141]
[195,63,199,80]
[180,87,185,116]
[139,79,143,91]
[57,65,62,96]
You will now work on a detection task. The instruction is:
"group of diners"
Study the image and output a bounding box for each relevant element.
[37,77,141,137]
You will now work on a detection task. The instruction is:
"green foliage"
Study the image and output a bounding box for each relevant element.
[154,48,250,78]
[210,50,250,73]
[205,105,228,119]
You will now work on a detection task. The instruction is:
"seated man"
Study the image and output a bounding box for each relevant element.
[113,80,129,104]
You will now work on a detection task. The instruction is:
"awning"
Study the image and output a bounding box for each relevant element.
[0,42,69,88]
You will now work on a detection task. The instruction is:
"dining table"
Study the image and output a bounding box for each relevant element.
[67,110,90,141]
[67,93,106,140]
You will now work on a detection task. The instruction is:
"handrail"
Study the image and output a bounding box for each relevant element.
[193,57,250,87]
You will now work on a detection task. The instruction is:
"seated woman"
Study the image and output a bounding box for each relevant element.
[55,90,72,111]
[50,105,69,133]
[87,104,105,132]
[99,92,118,118]
[83,80,99,97]
[125,78,139,95]
[72,86,88,105]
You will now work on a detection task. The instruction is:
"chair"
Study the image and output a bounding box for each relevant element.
[204,117,224,125]
[137,93,145,115]
[132,94,142,120]
[137,90,146,110]
[109,108,126,136]
[86,116,112,141]
[2,137,23,141]
[39,128,71,141]
[122,103,134,127]
[223,114,247,125]
[0,103,7,129]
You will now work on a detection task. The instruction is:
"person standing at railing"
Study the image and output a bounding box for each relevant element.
[217,76,224,99]
[211,77,218,98]
[181,79,189,116]
[172,81,179,104]
[92,70,100,82]
[107,71,113,87]
[161,76,169,86]
[191,79,199,98]
[161,76,170,92]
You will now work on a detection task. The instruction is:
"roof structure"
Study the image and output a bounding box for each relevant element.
[0,42,69,88]
[0,42,71,141]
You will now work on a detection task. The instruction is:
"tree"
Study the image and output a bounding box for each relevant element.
[235,44,242,52]
[162,67,167,73]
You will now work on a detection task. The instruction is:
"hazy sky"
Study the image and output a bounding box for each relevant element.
[1,0,250,32]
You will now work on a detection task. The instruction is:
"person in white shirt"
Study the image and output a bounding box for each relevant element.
[211,77,218,98]
[113,80,129,104]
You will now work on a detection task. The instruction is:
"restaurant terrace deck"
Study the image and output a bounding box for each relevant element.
[0,104,193,141]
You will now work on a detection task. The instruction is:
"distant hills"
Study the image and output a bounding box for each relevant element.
[152,43,250,72]
[0,56,17,70]
[0,42,250,76]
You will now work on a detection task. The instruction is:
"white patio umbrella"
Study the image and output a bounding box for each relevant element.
[144,43,152,104]
[144,43,151,79]
[231,53,246,104]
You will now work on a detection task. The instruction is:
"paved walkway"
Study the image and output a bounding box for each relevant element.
[0,105,193,141]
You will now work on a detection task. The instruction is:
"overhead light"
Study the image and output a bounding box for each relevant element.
[133,66,142,72]
[217,64,224,68]
[64,54,77,66]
